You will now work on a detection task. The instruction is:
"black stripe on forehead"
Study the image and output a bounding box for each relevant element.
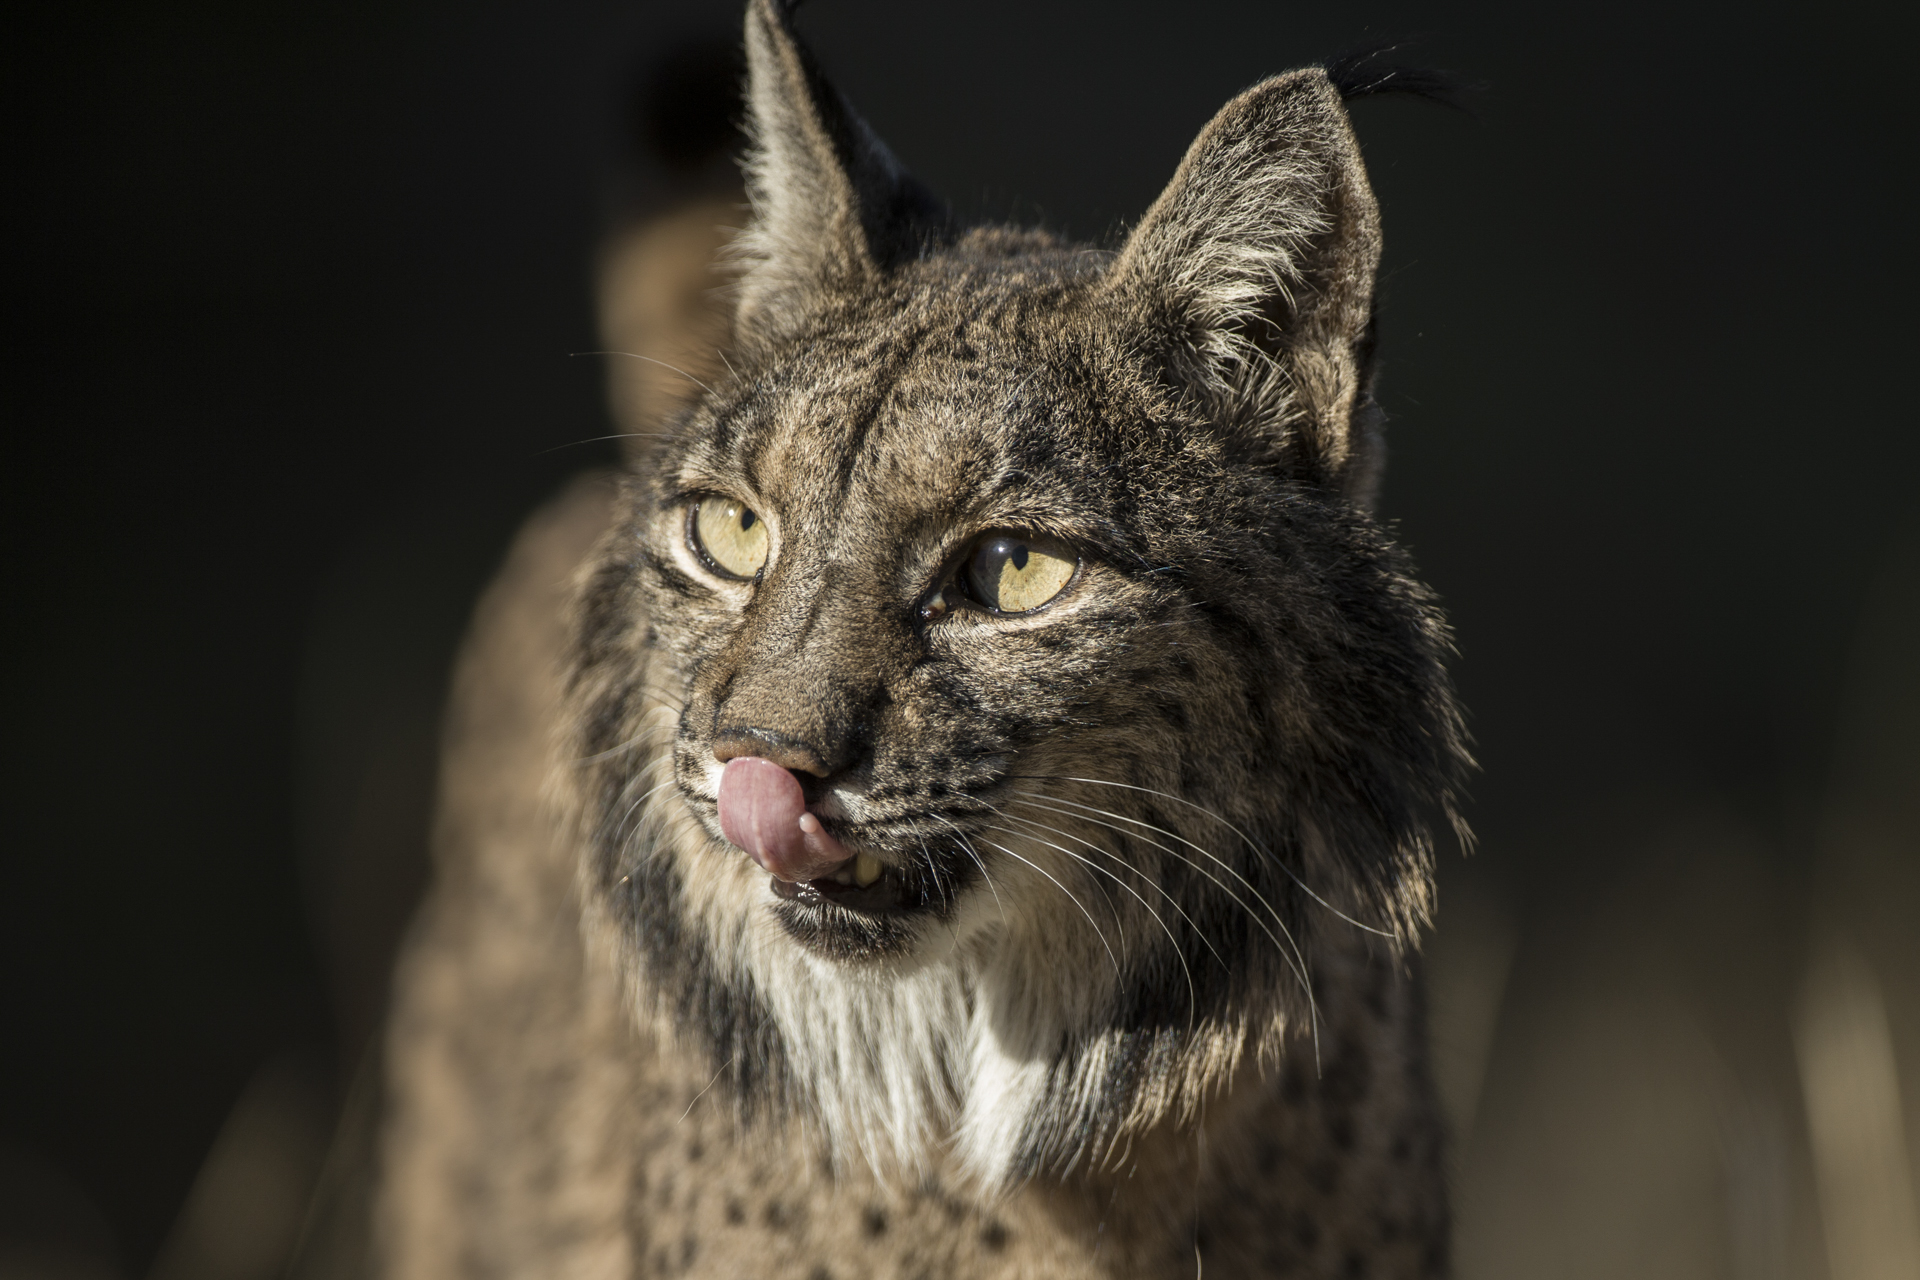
[825,322,931,503]
[696,373,773,472]
[717,319,935,507]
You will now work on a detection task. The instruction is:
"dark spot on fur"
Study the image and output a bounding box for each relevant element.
[808,1267,834,1280]
[686,1140,703,1162]
[725,1198,745,1225]
[680,1236,698,1268]
[1308,1157,1340,1196]
[1320,1042,1371,1107]
[862,1205,888,1238]
[1343,1249,1369,1278]
[1294,1212,1321,1251]
[1328,1113,1356,1152]
[980,1220,1009,1251]
[1363,963,1390,1019]
[764,1200,790,1230]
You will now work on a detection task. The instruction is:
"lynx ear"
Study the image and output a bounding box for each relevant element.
[733,0,949,346]
[1104,70,1384,505]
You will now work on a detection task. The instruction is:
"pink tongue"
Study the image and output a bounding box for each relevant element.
[716,756,851,883]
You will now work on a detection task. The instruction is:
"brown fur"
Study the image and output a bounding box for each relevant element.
[376,3,1468,1274]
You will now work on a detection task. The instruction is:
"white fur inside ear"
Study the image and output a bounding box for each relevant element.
[1104,70,1379,456]
[1148,141,1329,406]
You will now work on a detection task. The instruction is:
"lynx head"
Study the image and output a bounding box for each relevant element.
[569,0,1468,1186]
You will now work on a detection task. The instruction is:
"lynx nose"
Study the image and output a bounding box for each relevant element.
[715,756,851,882]
[712,727,832,777]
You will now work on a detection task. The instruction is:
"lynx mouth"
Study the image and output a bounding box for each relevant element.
[768,859,918,915]
[765,831,977,930]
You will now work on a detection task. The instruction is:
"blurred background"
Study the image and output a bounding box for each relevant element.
[6,1,1916,1276]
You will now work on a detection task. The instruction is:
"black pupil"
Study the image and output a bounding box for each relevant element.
[968,537,1033,609]
[739,509,756,530]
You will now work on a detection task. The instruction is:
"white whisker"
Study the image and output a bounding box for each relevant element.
[572,349,715,396]
[1007,787,1321,1058]
[612,769,678,849]
[574,721,676,765]
[925,815,1006,926]
[995,810,1225,968]
[987,813,1201,1028]
[1008,793,1282,962]
[972,835,1121,981]
[535,430,678,456]
[1047,775,1392,938]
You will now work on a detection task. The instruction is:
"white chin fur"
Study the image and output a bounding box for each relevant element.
[735,871,1126,1189]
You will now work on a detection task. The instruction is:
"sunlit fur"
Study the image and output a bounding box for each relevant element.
[560,0,1469,1193]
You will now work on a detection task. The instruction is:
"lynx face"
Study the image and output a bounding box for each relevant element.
[566,0,1467,1183]
[647,252,1247,966]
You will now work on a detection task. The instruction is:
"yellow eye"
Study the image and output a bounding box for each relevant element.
[966,534,1077,614]
[690,497,769,580]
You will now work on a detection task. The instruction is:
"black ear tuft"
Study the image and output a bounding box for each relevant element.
[1324,43,1474,112]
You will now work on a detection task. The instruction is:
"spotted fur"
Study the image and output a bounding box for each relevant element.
[377,2,1469,1274]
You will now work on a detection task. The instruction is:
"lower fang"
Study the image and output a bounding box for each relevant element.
[854,853,883,887]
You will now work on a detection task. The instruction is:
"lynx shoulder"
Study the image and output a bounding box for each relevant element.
[375,3,1469,1275]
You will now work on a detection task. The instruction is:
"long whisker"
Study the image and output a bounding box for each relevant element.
[639,687,688,715]
[535,431,677,456]
[1028,776,1392,939]
[972,835,1121,982]
[926,814,1004,925]
[1007,788,1321,1060]
[1008,792,1313,1001]
[995,810,1225,972]
[573,688,685,765]
[677,1056,737,1124]
[1008,794,1283,963]
[987,814,1201,1028]
[571,350,715,396]
[574,721,676,765]
[981,823,1124,958]
[612,768,677,848]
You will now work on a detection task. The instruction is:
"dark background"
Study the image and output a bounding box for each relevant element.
[6,1,1916,1276]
